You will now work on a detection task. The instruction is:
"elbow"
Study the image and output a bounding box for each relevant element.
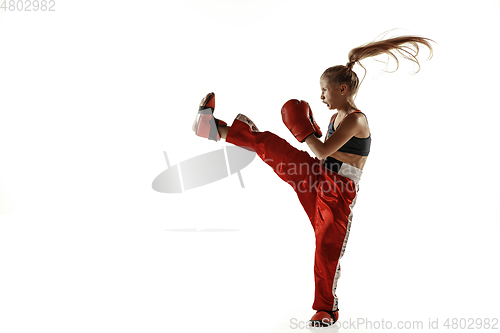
[312,144,328,160]
[306,136,329,160]
[317,150,328,160]
[318,148,336,160]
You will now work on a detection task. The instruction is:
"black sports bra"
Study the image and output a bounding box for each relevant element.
[326,111,371,156]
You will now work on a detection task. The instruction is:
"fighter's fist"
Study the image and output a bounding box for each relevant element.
[281,99,322,142]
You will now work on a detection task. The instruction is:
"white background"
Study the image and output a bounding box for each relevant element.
[1,0,499,332]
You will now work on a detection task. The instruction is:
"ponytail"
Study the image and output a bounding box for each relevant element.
[322,32,435,99]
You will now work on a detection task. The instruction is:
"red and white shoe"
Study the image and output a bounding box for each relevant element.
[192,92,227,141]
[309,310,339,327]
[234,114,259,132]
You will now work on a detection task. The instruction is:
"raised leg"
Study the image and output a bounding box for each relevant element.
[226,114,323,222]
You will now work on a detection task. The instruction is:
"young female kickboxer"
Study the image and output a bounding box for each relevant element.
[193,34,434,327]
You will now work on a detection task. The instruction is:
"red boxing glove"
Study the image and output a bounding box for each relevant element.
[281,99,322,142]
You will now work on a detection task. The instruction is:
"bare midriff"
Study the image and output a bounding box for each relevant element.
[329,151,367,170]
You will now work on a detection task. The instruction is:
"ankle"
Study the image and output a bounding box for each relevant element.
[218,125,229,139]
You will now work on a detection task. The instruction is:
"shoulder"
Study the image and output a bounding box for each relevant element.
[340,112,368,134]
[345,111,366,124]
[349,111,369,125]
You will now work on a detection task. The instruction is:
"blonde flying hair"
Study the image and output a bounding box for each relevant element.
[321,32,435,99]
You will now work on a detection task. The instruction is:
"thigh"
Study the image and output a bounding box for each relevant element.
[226,119,322,221]
[254,132,322,220]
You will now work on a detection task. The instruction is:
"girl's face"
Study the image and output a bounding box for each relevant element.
[320,77,347,111]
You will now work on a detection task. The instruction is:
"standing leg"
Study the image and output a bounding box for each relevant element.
[311,178,357,317]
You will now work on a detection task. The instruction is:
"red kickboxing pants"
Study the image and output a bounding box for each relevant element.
[226,114,361,312]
